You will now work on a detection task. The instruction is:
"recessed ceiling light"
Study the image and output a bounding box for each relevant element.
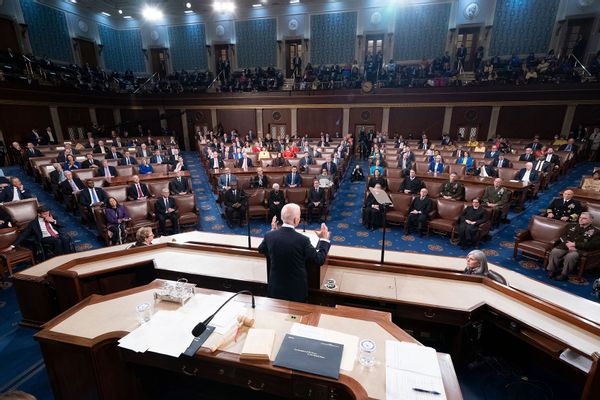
[184,10,194,14]
[142,5,163,21]
[118,9,123,14]
[70,0,77,4]
[186,2,192,8]
[213,1,235,13]
[123,15,132,19]
[101,11,111,16]
[289,0,300,4]
[252,3,262,7]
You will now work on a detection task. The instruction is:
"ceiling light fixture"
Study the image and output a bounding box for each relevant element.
[123,15,132,19]
[213,1,235,13]
[184,10,194,14]
[289,0,300,4]
[101,11,111,17]
[186,2,192,8]
[142,5,164,21]
[118,9,123,14]
[69,0,77,4]
[252,3,262,7]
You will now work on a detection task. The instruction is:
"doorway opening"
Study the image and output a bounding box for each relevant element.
[150,48,168,77]
[456,27,480,72]
[285,40,303,79]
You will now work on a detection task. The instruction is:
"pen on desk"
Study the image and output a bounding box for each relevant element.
[412,387,441,395]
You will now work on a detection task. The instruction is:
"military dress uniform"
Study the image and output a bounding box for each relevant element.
[547,223,600,278]
[482,186,510,224]
[546,198,582,222]
[439,181,465,200]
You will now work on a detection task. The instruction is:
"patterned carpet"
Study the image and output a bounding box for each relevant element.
[0,151,598,399]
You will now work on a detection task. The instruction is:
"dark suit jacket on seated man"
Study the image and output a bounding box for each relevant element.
[400,170,423,194]
[307,180,326,223]
[127,175,151,200]
[405,188,432,236]
[456,198,487,249]
[97,161,117,178]
[1,178,33,202]
[79,180,108,209]
[258,203,331,302]
[169,172,191,195]
[235,155,253,169]
[155,189,180,235]
[223,182,246,228]
[12,206,73,257]
[285,167,303,188]
[546,212,600,280]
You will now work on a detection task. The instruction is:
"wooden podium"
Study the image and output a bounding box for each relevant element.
[35,281,462,400]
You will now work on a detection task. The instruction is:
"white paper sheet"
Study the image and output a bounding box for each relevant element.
[386,368,446,400]
[289,323,358,372]
[559,348,592,373]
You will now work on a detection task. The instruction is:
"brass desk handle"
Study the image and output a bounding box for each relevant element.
[247,379,265,391]
[222,282,232,290]
[424,310,436,319]
[181,365,198,376]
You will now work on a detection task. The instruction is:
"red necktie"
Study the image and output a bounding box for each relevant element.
[45,221,58,238]
[137,184,143,197]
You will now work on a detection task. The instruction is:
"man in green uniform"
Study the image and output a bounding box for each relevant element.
[440,172,465,201]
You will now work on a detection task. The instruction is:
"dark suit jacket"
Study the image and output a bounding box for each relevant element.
[127,183,151,200]
[137,150,152,158]
[484,151,500,159]
[97,166,117,177]
[519,153,535,162]
[82,159,101,169]
[79,187,108,206]
[533,159,551,173]
[492,158,511,168]
[410,196,432,214]
[308,187,326,204]
[155,196,177,216]
[14,218,64,247]
[321,162,337,175]
[223,188,246,208]
[299,157,314,172]
[60,178,84,196]
[251,175,269,188]
[208,157,224,169]
[120,156,137,166]
[23,148,43,160]
[235,158,254,168]
[258,227,330,302]
[93,145,109,154]
[285,172,303,187]
[107,152,123,160]
[1,185,33,202]
[544,154,560,166]
[517,168,539,182]
[546,198,582,221]
[169,177,190,194]
[558,144,578,152]
[400,177,423,194]
[150,155,167,164]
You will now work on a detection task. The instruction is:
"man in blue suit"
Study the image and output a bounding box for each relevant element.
[285,166,303,188]
[258,203,331,302]
[218,167,237,192]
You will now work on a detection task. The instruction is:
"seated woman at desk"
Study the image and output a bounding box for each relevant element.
[581,171,600,191]
[362,183,385,231]
[464,250,488,275]
[63,154,81,171]
[105,197,130,245]
[456,151,474,174]
[138,158,153,175]
[132,227,154,247]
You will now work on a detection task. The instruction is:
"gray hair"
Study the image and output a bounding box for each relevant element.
[467,250,489,275]
[281,203,300,225]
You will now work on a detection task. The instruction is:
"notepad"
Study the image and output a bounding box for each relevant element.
[240,328,275,361]
[385,341,447,400]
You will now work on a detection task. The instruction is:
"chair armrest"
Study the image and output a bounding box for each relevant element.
[515,230,532,242]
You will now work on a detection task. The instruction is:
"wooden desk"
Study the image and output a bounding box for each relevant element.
[104,171,190,186]
[565,187,600,204]
[35,281,462,400]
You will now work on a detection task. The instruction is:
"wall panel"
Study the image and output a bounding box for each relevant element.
[216,109,256,136]
[297,108,342,137]
[496,106,566,139]
[310,12,357,65]
[349,108,383,133]
[58,107,91,131]
[119,109,161,136]
[449,107,493,140]
[388,108,445,139]
[0,104,52,145]
[20,0,72,62]
[168,24,208,71]
[262,109,291,137]
[95,108,115,130]
[235,19,277,68]
[571,105,600,131]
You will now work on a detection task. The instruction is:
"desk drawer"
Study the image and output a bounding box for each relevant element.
[398,303,471,326]
[234,367,292,397]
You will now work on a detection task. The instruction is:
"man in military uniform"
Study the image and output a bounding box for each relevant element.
[546,212,600,281]
[440,173,465,201]
[545,190,582,222]
[482,178,511,225]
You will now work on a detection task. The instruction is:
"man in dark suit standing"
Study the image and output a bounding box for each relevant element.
[223,181,246,228]
[1,177,33,202]
[155,188,180,235]
[307,180,326,224]
[12,206,73,257]
[405,188,432,236]
[258,203,331,302]
[127,175,151,200]
[26,129,42,145]
[169,171,191,195]
[97,160,117,178]
[23,142,43,161]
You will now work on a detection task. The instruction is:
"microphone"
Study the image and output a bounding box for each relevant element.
[191,290,255,337]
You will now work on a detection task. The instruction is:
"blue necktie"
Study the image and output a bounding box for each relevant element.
[91,189,99,204]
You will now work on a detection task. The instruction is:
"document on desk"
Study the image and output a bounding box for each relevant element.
[385,341,446,400]
[289,323,358,371]
[118,294,250,357]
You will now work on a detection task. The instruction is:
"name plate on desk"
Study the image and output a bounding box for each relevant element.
[273,334,343,380]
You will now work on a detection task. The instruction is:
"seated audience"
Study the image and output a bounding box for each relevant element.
[271,152,289,167]
[533,156,551,173]
[456,151,474,173]
[456,198,487,249]
[94,140,109,154]
[250,167,269,188]
[519,148,535,162]
[581,171,600,191]
[299,152,314,173]
[398,152,414,175]
[493,154,511,169]
[545,190,582,222]
[482,178,510,224]
[79,179,107,211]
[258,147,271,160]
[285,166,302,188]
[59,170,84,210]
[368,168,387,190]
[138,158,153,174]
[208,150,224,169]
[543,147,560,167]
[171,156,187,172]
[517,162,538,183]
[369,159,384,176]
[169,170,191,195]
[23,142,42,160]
[1,177,33,202]
[322,156,337,175]
[224,182,246,228]
[150,150,166,164]
[107,146,122,160]
[12,205,73,257]
[362,183,385,231]
[120,151,137,165]
[405,188,431,236]
[105,197,130,245]
[317,168,334,188]
[218,167,237,193]
[428,155,444,174]
[155,188,180,235]
[63,154,81,171]
[485,145,500,159]
[236,152,253,169]
[81,153,100,169]
[307,180,326,224]
[127,175,151,200]
[132,227,154,247]
[440,172,465,200]
[558,138,577,153]
[400,169,423,194]
[268,183,285,223]
[463,250,489,275]
[97,160,117,178]
[546,212,600,280]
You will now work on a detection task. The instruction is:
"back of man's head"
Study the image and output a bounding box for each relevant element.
[281,203,300,226]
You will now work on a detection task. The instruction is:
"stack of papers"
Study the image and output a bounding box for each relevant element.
[118,294,248,358]
[385,341,446,400]
[240,328,275,361]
